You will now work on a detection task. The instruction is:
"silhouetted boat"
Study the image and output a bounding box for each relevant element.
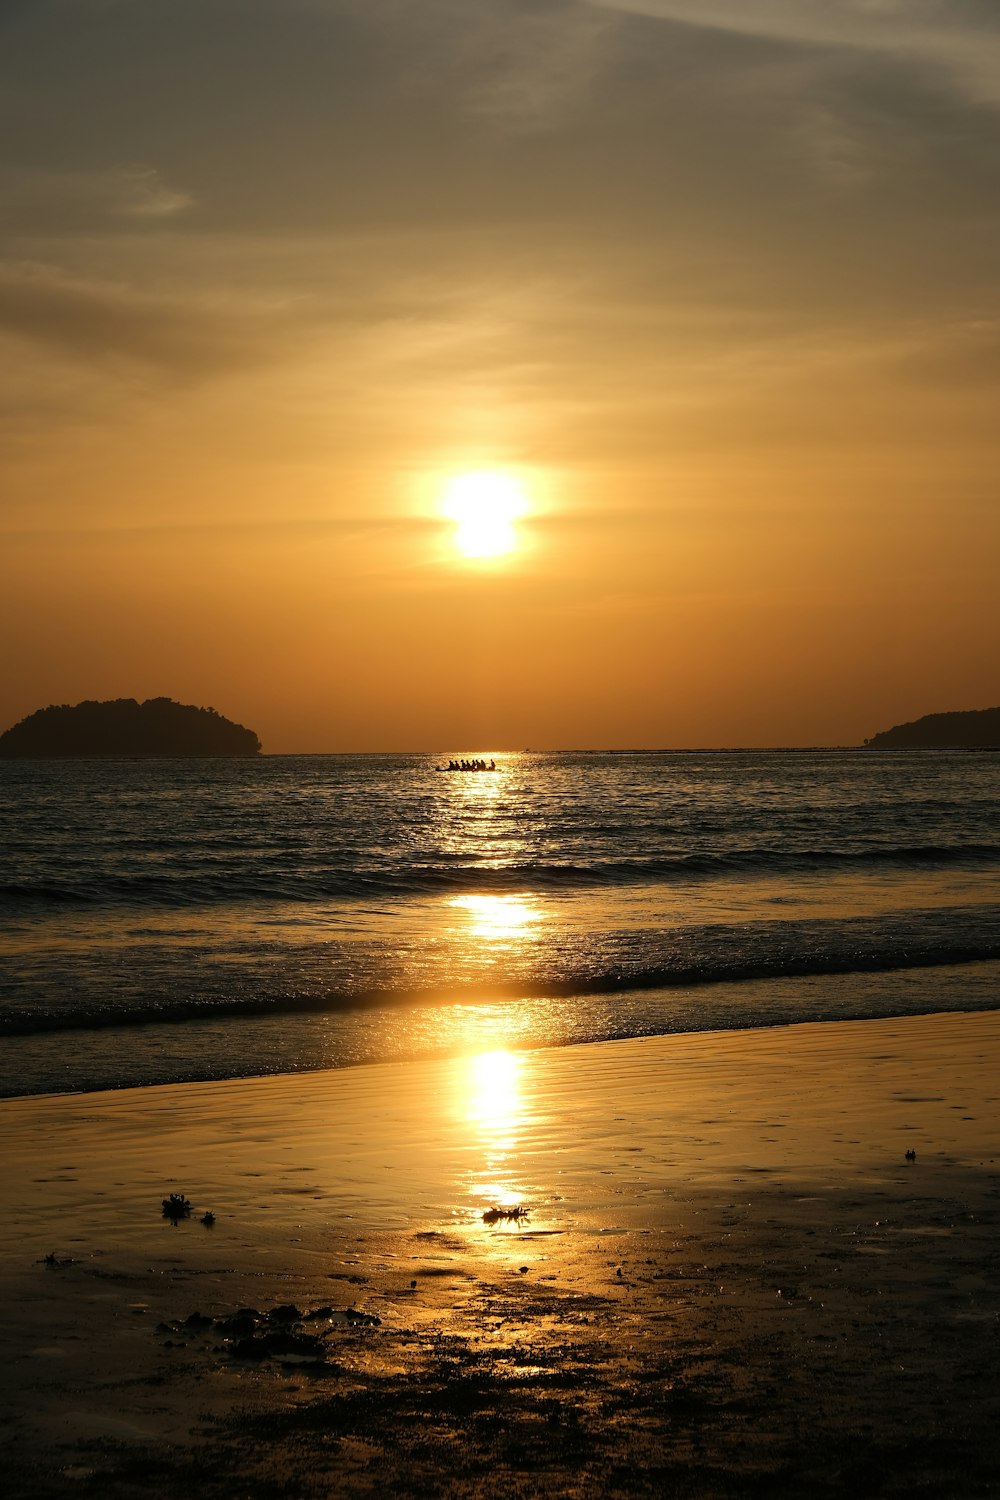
[435,763,498,773]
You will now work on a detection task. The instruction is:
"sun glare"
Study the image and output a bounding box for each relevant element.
[442,471,527,559]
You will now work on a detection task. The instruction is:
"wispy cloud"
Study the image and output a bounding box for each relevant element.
[591,0,1000,100]
[0,262,278,376]
[303,0,620,131]
[451,1,617,131]
[0,164,194,231]
[114,166,194,218]
[891,318,1000,387]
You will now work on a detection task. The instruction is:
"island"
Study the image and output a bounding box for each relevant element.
[0,697,261,758]
[864,706,1000,750]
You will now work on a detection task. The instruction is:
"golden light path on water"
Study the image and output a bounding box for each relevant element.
[425,891,545,1219]
[448,893,542,942]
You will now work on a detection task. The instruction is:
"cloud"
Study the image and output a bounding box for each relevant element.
[114,167,194,218]
[250,0,620,132]
[443,0,617,131]
[590,0,1000,101]
[3,1,1000,439]
[891,320,1000,387]
[4,0,996,249]
[0,164,193,232]
[0,262,278,377]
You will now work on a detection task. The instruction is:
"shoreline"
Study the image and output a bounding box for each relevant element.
[6,956,1000,1102]
[5,1009,1000,1496]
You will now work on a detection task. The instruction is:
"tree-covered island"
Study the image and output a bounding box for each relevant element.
[865,706,1000,749]
[0,698,261,757]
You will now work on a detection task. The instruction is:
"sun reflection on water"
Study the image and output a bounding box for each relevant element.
[449,893,542,941]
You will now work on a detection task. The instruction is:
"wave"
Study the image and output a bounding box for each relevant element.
[5,933,1000,1037]
[3,841,1000,911]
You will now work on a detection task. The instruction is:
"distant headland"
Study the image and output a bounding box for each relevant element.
[0,698,261,758]
[865,706,1000,750]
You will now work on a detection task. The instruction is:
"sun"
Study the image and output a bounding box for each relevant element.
[442,471,528,559]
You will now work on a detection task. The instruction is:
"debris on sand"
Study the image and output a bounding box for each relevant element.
[482,1205,530,1225]
[157,1302,379,1368]
[232,1330,326,1362]
[161,1193,192,1222]
[345,1307,381,1326]
[270,1304,303,1323]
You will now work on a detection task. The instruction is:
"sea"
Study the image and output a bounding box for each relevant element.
[1,750,999,1099]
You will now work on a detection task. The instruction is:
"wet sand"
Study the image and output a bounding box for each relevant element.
[3,1010,1000,1498]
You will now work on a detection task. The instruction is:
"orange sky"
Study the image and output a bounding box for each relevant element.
[2,1,999,750]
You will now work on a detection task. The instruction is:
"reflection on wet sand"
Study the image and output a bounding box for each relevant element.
[6,1014,1000,1497]
[466,1048,522,1131]
[459,1048,529,1218]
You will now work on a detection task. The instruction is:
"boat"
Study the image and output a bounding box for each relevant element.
[435,760,498,773]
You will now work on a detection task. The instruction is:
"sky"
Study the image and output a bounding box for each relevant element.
[2,0,999,751]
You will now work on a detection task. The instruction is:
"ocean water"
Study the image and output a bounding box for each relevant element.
[1,750,998,1097]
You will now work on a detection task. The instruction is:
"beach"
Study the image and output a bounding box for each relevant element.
[7,0,1000,1491]
[5,1008,1000,1498]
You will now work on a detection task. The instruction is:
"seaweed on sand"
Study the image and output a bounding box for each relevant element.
[162,1193,192,1221]
[482,1205,530,1225]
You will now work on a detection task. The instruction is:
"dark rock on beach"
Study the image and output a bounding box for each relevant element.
[155,1302,370,1368]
